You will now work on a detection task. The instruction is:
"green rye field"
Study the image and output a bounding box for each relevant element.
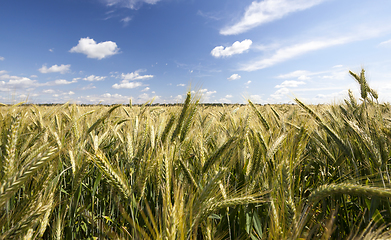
[2,69,391,239]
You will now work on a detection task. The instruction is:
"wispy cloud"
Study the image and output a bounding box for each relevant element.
[220,0,326,35]
[141,87,150,92]
[39,64,71,74]
[240,37,351,71]
[81,83,96,90]
[103,0,161,10]
[276,70,311,79]
[121,16,132,26]
[177,83,185,87]
[0,56,4,61]
[211,39,252,58]
[197,10,222,21]
[277,68,347,81]
[70,37,120,60]
[227,74,241,81]
[379,39,391,46]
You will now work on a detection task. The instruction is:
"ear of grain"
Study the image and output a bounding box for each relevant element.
[202,136,237,174]
[0,147,57,209]
[309,183,391,205]
[86,104,121,135]
[4,113,22,179]
[248,100,270,131]
[171,91,191,141]
[86,148,131,199]
[178,158,199,191]
[180,100,198,142]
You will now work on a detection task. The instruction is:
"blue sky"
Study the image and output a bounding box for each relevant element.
[1,0,391,104]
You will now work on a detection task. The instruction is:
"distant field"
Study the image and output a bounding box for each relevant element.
[1,70,391,239]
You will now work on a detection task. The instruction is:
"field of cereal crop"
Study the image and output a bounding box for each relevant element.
[2,70,391,239]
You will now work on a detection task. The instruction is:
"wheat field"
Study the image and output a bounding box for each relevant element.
[1,69,391,239]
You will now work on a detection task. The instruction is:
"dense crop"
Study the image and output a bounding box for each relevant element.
[1,69,391,239]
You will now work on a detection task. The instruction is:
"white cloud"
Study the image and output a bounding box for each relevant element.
[112,70,153,89]
[120,70,153,80]
[177,83,185,87]
[39,64,71,74]
[83,75,106,81]
[53,79,74,85]
[298,75,311,80]
[137,93,159,103]
[0,71,39,93]
[250,94,264,104]
[141,87,150,92]
[275,80,305,88]
[271,87,290,99]
[211,39,252,58]
[49,49,54,52]
[0,72,37,85]
[219,98,232,103]
[220,0,326,35]
[198,89,216,102]
[227,74,241,81]
[30,75,38,78]
[245,80,251,85]
[7,78,37,87]
[43,89,55,94]
[173,95,183,102]
[240,37,351,71]
[112,81,143,89]
[82,92,159,105]
[103,0,161,9]
[69,37,120,60]
[0,75,38,90]
[0,56,4,61]
[44,78,78,86]
[314,90,346,100]
[219,94,233,102]
[78,93,133,104]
